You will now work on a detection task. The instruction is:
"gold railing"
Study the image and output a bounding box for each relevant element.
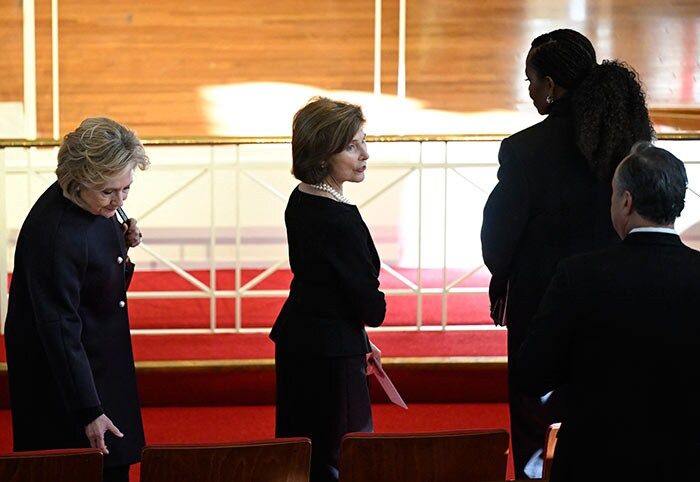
[2,132,700,148]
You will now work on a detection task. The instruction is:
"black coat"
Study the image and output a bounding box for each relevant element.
[481,98,618,354]
[270,187,386,356]
[515,232,700,481]
[4,182,145,467]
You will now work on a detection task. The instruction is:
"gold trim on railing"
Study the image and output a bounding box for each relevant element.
[0,356,508,373]
[2,132,700,148]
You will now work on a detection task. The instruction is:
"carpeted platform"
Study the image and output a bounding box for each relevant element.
[0,330,508,407]
[0,268,512,478]
[126,267,494,329]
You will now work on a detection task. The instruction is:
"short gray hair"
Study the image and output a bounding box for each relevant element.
[614,141,687,225]
[56,117,150,207]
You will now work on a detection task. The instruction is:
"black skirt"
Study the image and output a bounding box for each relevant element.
[275,350,373,482]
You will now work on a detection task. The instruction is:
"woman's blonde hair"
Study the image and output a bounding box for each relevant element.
[56,117,150,206]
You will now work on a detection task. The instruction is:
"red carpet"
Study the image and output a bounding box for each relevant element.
[130,329,506,361]
[1,329,506,364]
[126,267,494,329]
[0,403,514,481]
[0,268,512,480]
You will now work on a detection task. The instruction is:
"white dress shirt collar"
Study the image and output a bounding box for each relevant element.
[628,227,677,235]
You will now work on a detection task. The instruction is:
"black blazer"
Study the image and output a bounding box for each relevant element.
[515,232,700,481]
[4,182,145,467]
[481,98,617,352]
[270,187,386,357]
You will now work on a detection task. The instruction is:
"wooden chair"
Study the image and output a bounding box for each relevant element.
[140,437,311,482]
[0,448,103,482]
[338,429,509,482]
[543,422,561,480]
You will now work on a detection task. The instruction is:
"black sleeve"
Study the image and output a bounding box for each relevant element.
[324,213,386,327]
[514,260,576,396]
[481,139,530,299]
[26,216,103,423]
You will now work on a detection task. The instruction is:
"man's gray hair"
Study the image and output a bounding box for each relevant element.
[614,141,687,225]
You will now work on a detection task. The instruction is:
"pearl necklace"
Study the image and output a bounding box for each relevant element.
[311,182,352,204]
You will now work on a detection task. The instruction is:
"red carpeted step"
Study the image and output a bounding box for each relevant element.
[0,331,507,407]
[128,329,506,361]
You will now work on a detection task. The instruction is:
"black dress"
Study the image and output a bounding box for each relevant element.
[481,98,618,478]
[4,182,145,469]
[271,186,386,482]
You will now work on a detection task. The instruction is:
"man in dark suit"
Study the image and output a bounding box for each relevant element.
[515,142,700,481]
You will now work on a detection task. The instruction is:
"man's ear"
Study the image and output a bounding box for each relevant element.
[622,190,634,215]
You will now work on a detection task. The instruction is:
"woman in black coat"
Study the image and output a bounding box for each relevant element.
[271,97,386,482]
[481,29,654,479]
[4,117,149,482]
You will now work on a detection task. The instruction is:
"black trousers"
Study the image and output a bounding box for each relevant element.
[103,464,130,482]
[508,322,568,479]
[509,385,568,479]
[275,351,373,482]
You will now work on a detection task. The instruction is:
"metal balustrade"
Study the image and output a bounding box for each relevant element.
[2,133,699,334]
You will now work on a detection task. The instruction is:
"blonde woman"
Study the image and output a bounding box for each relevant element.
[4,117,149,482]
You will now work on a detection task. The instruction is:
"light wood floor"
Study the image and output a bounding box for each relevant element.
[1,0,699,137]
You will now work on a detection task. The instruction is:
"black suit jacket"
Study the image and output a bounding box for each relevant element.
[270,187,386,357]
[4,182,145,467]
[515,232,700,481]
[481,98,617,353]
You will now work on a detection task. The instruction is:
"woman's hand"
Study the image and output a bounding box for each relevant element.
[122,218,143,247]
[84,414,123,455]
[366,341,382,376]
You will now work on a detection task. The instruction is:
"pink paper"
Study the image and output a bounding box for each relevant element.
[370,358,408,409]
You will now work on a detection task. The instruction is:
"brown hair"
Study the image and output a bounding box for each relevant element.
[56,117,150,208]
[291,97,365,184]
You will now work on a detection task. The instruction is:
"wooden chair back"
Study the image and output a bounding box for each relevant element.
[339,429,509,482]
[140,437,311,482]
[0,448,102,482]
[543,422,561,480]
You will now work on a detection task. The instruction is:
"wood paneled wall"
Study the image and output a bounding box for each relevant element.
[1,0,699,137]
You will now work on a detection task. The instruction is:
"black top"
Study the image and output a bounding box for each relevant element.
[515,232,700,481]
[270,187,386,357]
[4,181,145,467]
[481,98,618,352]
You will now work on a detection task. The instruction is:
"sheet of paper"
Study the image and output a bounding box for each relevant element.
[370,358,408,409]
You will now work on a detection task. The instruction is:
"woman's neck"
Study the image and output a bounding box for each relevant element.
[323,176,343,194]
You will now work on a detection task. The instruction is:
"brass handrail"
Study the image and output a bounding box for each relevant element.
[1,132,700,148]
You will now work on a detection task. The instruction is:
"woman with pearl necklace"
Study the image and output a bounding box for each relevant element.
[270,97,386,482]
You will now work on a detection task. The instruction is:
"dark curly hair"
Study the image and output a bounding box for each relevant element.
[573,61,655,180]
[529,29,655,180]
